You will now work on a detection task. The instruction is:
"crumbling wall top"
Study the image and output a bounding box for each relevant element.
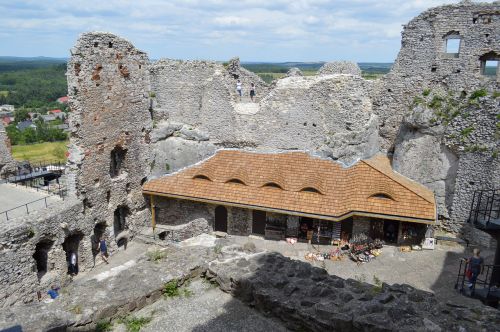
[318,61,362,76]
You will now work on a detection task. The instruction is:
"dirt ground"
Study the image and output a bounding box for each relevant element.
[224,235,495,306]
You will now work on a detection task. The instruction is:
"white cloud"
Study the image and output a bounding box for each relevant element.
[0,0,494,61]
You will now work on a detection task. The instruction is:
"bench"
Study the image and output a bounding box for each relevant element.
[435,236,469,247]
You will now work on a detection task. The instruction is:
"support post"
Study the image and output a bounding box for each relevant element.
[150,194,156,238]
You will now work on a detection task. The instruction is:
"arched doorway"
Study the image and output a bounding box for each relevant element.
[252,210,266,235]
[214,206,228,232]
[33,239,54,280]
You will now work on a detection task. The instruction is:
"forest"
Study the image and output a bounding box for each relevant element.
[0,62,67,107]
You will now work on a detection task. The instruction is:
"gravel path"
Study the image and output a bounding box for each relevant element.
[113,279,289,332]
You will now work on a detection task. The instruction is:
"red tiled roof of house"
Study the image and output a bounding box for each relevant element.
[2,116,12,125]
[143,151,436,223]
[49,109,62,114]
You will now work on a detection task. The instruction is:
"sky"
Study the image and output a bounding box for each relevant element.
[0,0,483,62]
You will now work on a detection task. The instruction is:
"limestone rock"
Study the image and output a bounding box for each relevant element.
[318,61,362,76]
[286,67,303,77]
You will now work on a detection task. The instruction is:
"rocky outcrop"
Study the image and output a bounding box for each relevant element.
[393,90,500,236]
[207,250,500,332]
[318,61,362,76]
[286,67,303,77]
[374,1,500,150]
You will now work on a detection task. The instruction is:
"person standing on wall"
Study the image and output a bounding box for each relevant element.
[98,236,109,264]
[250,82,256,102]
[236,80,242,101]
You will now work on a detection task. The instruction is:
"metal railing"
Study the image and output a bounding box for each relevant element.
[468,188,500,229]
[0,196,51,221]
[1,160,65,181]
[455,258,500,306]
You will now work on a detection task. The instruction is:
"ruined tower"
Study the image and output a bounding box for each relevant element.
[67,33,152,244]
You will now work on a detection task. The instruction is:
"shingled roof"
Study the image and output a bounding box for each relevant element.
[143,151,436,223]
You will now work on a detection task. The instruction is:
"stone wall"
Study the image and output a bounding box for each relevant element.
[374,1,500,150]
[393,91,500,236]
[0,199,102,308]
[149,59,380,175]
[208,250,500,332]
[352,217,371,236]
[228,207,252,236]
[0,122,15,175]
[154,196,214,227]
[67,32,153,241]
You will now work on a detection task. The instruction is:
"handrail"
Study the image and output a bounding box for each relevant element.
[0,196,49,221]
[468,188,500,228]
[456,257,500,302]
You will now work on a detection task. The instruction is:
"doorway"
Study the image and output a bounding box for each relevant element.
[252,210,266,235]
[214,206,228,232]
[113,206,129,238]
[383,220,399,243]
[33,239,54,280]
[370,220,384,240]
[62,232,83,274]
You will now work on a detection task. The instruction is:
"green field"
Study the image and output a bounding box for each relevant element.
[11,141,68,163]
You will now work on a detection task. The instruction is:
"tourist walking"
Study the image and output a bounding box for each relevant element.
[250,82,255,102]
[467,248,484,288]
[236,80,242,100]
[68,251,78,276]
[98,237,109,264]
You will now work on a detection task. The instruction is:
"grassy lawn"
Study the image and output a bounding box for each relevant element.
[11,141,68,163]
[0,90,8,97]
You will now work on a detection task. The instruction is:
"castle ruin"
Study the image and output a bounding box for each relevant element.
[0,1,499,310]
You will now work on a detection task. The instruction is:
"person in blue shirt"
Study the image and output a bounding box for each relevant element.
[47,285,60,299]
[98,237,109,264]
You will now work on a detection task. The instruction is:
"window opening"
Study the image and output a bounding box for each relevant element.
[193,174,211,181]
[370,193,394,200]
[226,178,246,185]
[263,182,283,189]
[110,146,127,177]
[483,60,499,76]
[480,52,500,76]
[300,187,322,194]
[445,38,461,54]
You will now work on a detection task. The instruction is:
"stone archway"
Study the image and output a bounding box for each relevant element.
[33,239,54,281]
[62,232,83,274]
[214,206,228,233]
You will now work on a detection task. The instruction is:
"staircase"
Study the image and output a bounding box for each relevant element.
[468,189,500,231]
[455,258,500,307]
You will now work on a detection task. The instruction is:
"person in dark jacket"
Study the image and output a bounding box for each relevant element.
[467,248,484,288]
[98,237,109,264]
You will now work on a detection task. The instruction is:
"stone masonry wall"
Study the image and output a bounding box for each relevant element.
[149,62,379,174]
[375,1,500,150]
[0,122,15,175]
[352,216,371,236]
[0,200,91,307]
[67,32,153,242]
[228,207,252,236]
[153,197,214,228]
[393,91,500,236]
